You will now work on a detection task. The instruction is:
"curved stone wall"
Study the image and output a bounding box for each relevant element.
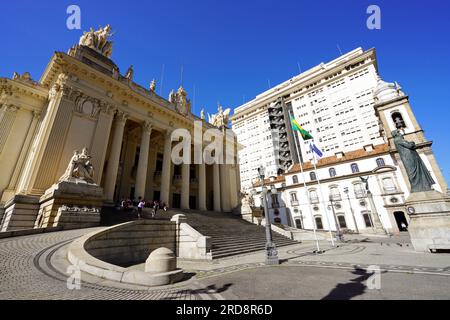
[83,220,176,267]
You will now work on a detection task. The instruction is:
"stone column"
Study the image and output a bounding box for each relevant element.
[135,121,152,200]
[160,131,172,206]
[198,163,207,211]
[181,164,190,209]
[2,110,39,202]
[220,165,231,212]
[0,105,19,155]
[213,164,221,212]
[104,112,127,202]
[90,104,114,185]
[229,166,239,209]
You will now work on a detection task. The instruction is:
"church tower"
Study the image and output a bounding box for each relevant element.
[374,76,447,194]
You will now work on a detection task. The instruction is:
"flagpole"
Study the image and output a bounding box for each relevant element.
[311,145,335,247]
[292,131,321,253]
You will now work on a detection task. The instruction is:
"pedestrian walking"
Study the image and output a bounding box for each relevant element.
[152,200,160,218]
[137,199,145,219]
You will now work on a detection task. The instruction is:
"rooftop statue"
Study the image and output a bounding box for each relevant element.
[125,65,134,80]
[209,104,231,128]
[150,79,156,92]
[79,25,114,58]
[168,87,191,115]
[392,130,435,193]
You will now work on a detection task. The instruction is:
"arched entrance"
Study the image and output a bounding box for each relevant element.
[394,211,408,232]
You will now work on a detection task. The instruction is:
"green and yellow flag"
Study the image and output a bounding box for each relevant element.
[290,116,313,140]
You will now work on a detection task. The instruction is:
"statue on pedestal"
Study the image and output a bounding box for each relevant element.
[392,130,435,193]
[59,147,95,184]
[79,25,114,58]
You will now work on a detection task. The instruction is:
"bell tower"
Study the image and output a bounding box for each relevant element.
[374,76,447,193]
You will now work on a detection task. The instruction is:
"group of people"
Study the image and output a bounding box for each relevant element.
[120,198,167,219]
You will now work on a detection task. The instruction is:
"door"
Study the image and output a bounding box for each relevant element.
[172,193,181,209]
[189,196,197,210]
[394,211,409,232]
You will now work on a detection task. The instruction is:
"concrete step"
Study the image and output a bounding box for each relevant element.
[212,241,295,259]
[179,211,298,259]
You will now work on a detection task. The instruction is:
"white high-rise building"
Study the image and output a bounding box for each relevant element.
[231,47,385,189]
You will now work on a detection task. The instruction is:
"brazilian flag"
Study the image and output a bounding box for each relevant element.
[290,116,313,140]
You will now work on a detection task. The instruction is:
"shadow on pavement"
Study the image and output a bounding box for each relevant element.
[321,267,381,300]
[161,283,234,300]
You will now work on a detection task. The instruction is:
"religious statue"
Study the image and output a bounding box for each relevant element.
[59,147,95,184]
[175,86,191,115]
[150,79,156,92]
[125,65,134,80]
[79,25,114,58]
[168,90,175,103]
[200,108,205,120]
[168,87,191,115]
[392,130,435,193]
[208,104,231,128]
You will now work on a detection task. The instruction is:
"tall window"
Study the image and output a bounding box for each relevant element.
[337,215,347,228]
[363,212,373,228]
[376,158,386,168]
[351,163,360,173]
[382,177,397,192]
[295,218,303,229]
[329,186,341,201]
[329,168,337,177]
[271,194,279,207]
[310,172,317,181]
[292,175,299,184]
[290,192,298,202]
[309,190,319,204]
[354,183,366,198]
[315,216,324,230]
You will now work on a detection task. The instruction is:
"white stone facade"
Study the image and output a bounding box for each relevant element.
[232,48,385,190]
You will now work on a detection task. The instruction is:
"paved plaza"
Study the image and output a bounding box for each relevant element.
[0,229,449,300]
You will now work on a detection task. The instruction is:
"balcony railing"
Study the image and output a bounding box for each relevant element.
[291,200,299,206]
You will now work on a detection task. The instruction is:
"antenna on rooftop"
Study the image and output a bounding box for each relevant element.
[193,84,196,114]
[337,44,343,55]
[180,65,184,87]
[297,61,302,74]
[159,64,165,96]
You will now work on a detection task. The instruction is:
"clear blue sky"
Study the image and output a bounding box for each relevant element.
[1,0,449,182]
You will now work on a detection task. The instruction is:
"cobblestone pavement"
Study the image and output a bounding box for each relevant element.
[0,229,222,300]
[1,229,450,300]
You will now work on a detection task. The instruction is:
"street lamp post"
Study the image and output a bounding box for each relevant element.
[344,187,359,234]
[257,166,279,265]
[328,195,343,242]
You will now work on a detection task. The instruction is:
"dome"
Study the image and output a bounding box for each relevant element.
[374,75,404,104]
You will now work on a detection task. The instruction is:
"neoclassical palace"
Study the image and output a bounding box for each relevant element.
[0,26,240,231]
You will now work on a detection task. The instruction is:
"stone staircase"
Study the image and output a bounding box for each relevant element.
[171,210,299,259]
